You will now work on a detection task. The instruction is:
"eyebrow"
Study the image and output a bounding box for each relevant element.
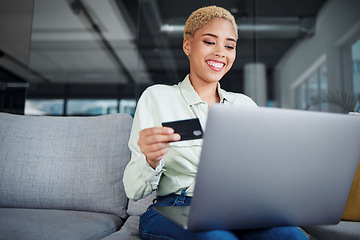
[202,33,237,42]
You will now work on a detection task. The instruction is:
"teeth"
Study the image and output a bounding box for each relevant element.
[207,61,224,68]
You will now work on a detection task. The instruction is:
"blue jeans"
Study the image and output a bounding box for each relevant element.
[139,194,308,240]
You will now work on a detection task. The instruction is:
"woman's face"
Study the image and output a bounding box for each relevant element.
[183,18,237,85]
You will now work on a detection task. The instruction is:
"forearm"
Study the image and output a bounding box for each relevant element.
[123,105,164,200]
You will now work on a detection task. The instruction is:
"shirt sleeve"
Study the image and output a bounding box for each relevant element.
[123,89,165,201]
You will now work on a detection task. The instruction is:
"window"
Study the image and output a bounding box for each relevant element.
[25,99,137,116]
[66,99,118,116]
[352,38,360,112]
[25,99,64,115]
[119,99,137,116]
[293,55,328,111]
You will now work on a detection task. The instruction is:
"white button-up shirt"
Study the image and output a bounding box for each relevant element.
[123,75,257,201]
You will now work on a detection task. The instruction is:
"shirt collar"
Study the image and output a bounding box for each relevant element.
[179,74,232,106]
[217,82,232,104]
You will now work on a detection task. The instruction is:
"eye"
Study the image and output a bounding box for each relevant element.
[225,45,235,50]
[203,40,215,45]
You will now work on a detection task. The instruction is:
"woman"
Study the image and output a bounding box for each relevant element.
[123,5,307,240]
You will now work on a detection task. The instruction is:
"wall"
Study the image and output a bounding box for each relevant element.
[275,0,360,109]
[0,0,34,114]
[0,0,34,77]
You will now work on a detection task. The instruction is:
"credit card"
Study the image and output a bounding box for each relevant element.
[162,118,203,141]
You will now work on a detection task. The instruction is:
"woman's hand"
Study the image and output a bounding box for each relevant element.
[138,127,180,169]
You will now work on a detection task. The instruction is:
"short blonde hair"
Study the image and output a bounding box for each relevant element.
[184,6,238,40]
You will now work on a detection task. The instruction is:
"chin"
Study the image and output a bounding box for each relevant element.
[205,76,223,83]
[208,71,227,81]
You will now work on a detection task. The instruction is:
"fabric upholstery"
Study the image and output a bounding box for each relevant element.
[127,192,156,216]
[302,221,360,240]
[0,113,132,219]
[0,208,123,240]
[123,191,156,238]
[103,216,141,240]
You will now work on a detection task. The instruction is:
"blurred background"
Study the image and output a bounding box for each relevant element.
[0,0,359,116]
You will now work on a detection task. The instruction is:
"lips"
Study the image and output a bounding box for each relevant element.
[206,60,225,71]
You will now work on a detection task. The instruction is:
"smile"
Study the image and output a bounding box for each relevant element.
[206,60,225,71]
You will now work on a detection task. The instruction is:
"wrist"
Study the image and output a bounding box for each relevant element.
[146,158,161,169]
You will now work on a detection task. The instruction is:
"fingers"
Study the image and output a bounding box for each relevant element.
[140,141,169,158]
[144,145,169,163]
[138,127,180,168]
[140,127,179,142]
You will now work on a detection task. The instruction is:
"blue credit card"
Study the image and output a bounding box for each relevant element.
[162,118,203,141]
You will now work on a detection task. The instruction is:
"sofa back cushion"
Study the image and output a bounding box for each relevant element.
[0,113,132,219]
[127,192,156,216]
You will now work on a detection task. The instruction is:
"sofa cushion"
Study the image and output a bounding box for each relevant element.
[0,208,123,240]
[127,192,156,216]
[303,221,360,240]
[0,113,132,219]
[102,216,141,240]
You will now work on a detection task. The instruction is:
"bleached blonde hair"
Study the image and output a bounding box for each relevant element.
[184,6,238,40]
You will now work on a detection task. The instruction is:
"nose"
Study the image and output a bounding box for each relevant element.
[214,46,225,58]
[215,52,225,57]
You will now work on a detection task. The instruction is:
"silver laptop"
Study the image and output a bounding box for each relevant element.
[154,105,360,231]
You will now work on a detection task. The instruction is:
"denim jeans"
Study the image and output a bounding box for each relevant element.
[139,194,308,240]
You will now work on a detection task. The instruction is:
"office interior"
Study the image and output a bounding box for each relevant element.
[0,0,359,116]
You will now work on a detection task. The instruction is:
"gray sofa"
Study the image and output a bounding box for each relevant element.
[0,112,359,240]
[0,112,154,240]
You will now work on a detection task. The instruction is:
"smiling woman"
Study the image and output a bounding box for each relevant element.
[122,5,307,240]
[183,17,237,103]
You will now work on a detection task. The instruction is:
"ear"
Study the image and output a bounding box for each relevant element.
[183,38,191,56]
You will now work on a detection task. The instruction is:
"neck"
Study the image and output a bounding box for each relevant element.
[189,76,220,106]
